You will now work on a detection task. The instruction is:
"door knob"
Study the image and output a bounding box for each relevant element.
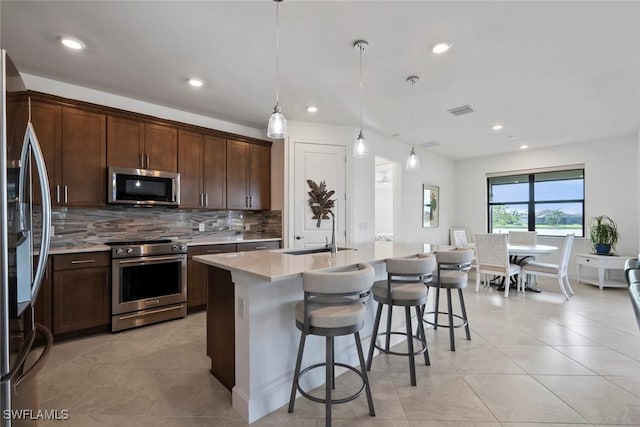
[295,235,304,240]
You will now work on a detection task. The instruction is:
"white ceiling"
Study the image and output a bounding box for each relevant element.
[2,1,639,159]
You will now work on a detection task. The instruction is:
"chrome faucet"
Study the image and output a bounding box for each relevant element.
[325,209,337,254]
[312,203,337,254]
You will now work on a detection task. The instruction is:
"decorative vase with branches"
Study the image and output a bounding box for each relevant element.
[589,215,619,254]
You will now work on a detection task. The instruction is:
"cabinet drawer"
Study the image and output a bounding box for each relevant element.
[188,244,237,257]
[53,252,111,270]
[236,241,280,252]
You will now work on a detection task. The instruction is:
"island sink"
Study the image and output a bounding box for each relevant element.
[282,247,355,255]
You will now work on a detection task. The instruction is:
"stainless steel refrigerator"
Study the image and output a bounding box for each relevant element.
[0,49,53,426]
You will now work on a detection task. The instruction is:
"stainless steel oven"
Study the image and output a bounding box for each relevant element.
[109,240,187,332]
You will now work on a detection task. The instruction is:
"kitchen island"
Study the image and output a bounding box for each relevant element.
[194,241,448,423]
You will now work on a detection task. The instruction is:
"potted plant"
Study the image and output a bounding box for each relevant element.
[589,215,619,254]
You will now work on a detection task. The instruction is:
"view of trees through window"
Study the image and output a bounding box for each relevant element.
[488,169,584,236]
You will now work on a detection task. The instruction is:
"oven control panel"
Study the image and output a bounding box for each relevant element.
[110,241,188,258]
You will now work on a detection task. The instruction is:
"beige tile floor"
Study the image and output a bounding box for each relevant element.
[34,276,640,426]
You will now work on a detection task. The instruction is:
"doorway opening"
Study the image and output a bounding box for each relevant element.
[375,156,397,241]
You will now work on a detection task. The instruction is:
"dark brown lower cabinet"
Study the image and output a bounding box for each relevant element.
[207,266,235,391]
[187,244,237,311]
[52,252,111,336]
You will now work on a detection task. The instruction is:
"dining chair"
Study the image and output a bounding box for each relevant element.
[508,230,538,286]
[508,231,537,245]
[450,227,471,247]
[452,230,470,248]
[474,233,522,297]
[519,234,575,300]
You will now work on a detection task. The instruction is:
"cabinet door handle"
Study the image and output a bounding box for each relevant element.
[199,193,203,207]
[55,185,60,204]
[206,249,222,253]
[63,185,68,204]
[204,193,208,207]
[245,196,249,208]
[140,153,145,168]
[70,259,95,264]
[254,246,267,250]
[146,153,150,168]
[249,196,252,208]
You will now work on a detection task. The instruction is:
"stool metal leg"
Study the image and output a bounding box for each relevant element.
[332,345,336,390]
[447,288,455,351]
[325,336,333,427]
[288,331,307,413]
[366,302,383,371]
[459,289,471,341]
[415,305,430,366]
[385,302,392,353]
[354,331,376,416]
[433,285,441,330]
[404,306,416,386]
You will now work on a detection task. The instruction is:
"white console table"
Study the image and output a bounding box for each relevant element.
[576,253,632,289]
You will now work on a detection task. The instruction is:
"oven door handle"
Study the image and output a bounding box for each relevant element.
[115,255,186,266]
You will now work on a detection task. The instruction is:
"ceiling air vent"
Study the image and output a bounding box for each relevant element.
[447,105,475,116]
[419,141,441,148]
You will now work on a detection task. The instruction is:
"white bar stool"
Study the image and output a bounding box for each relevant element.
[366,254,435,386]
[288,263,376,427]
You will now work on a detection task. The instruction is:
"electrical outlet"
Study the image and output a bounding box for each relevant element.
[244,223,251,231]
[198,223,205,232]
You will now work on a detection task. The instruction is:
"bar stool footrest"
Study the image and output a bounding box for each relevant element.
[373,331,427,357]
[295,362,367,405]
[423,311,468,329]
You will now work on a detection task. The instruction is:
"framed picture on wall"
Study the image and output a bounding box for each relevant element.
[423,184,439,228]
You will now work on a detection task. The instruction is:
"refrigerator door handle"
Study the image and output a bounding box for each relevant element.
[19,121,52,302]
[0,328,35,385]
[13,323,53,390]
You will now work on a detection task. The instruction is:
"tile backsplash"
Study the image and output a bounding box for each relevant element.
[42,207,281,246]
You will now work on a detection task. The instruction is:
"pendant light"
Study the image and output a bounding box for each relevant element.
[353,40,369,158]
[267,0,287,139]
[405,75,420,170]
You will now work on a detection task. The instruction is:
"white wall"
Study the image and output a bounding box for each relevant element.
[374,183,393,234]
[285,120,456,246]
[455,135,639,274]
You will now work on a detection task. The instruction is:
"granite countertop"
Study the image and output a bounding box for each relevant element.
[193,241,453,282]
[47,234,282,255]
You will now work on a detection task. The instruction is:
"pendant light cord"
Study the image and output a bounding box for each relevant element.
[359,44,363,132]
[275,1,280,105]
[411,79,415,146]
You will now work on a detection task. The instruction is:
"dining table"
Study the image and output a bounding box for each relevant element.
[468,242,559,292]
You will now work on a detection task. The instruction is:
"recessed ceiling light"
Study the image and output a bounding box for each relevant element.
[492,124,504,131]
[432,42,452,54]
[187,78,204,88]
[520,144,528,149]
[58,35,85,50]
[306,106,318,113]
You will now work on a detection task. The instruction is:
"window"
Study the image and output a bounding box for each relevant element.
[488,168,584,237]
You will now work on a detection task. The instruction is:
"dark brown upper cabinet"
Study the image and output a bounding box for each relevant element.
[226,140,270,210]
[178,130,226,209]
[107,116,177,172]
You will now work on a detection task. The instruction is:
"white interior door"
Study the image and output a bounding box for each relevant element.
[293,143,346,248]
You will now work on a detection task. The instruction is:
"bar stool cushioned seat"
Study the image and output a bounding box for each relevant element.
[366,255,436,386]
[288,263,376,427]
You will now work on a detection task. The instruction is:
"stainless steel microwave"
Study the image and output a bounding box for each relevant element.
[108,167,180,206]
